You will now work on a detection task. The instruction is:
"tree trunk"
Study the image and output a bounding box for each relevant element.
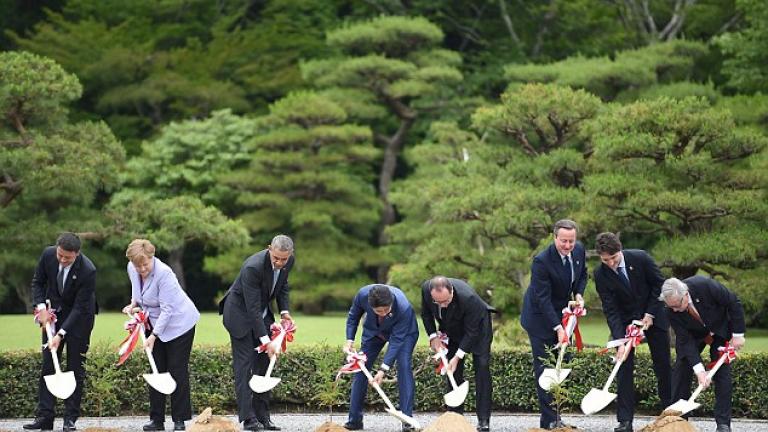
[167,246,187,290]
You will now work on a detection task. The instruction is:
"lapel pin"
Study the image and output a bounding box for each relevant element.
[72,275,77,280]
[629,266,633,271]
[576,260,580,265]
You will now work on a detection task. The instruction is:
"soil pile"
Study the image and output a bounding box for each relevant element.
[314,421,350,432]
[188,407,239,432]
[639,411,699,432]
[423,412,477,432]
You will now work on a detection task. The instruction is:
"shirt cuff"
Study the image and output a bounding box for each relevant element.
[380,363,390,371]
[553,324,564,332]
[693,363,705,374]
[280,310,290,316]
[57,329,67,337]
[259,335,271,345]
[428,333,438,340]
[36,303,46,311]
[456,349,466,359]
[733,333,745,337]
[644,313,655,319]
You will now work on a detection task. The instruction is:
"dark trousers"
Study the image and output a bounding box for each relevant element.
[528,332,559,428]
[36,322,92,422]
[347,334,418,423]
[445,313,493,422]
[148,326,195,423]
[672,337,732,427]
[616,325,672,423]
[230,325,275,423]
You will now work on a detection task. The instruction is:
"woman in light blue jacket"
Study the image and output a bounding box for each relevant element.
[122,239,200,432]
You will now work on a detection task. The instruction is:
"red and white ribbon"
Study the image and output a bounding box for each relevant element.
[432,332,451,375]
[707,340,737,369]
[561,305,587,351]
[35,306,57,350]
[117,310,150,366]
[256,320,297,354]
[337,351,368,380]
[600,324,645,359]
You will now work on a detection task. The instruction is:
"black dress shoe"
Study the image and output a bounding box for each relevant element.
[715,425,731,432]
[477,418,490,432]
[143,421,165,431]
[402,424,416,432]
[259,419,280,431]
[173,421,185,431]
[243,418,262,431]
[62,419,77,432]
[23,418,54,430]
[614,421,632,432]
[343,421,363,430]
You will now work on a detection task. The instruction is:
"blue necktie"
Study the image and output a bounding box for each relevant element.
[563,255,573,284]
[617,267,630,288]
[57,267,65,295]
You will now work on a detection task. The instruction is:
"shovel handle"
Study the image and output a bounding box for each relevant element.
[438,350,460,390]
[263,330,286,377]
[44,322,63,374]
[689,350,729,402]
[125,310,161,375]
[602,339,634,391]
[356,360,397,411]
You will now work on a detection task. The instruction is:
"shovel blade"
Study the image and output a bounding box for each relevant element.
[143,372,177,395]
[580,388,617,415]
[445,381,469,407]
[44,371,76,400]
[249,375,281,393]
[385,407,420,429]
[665,399,701,416]
[538,368,571,391]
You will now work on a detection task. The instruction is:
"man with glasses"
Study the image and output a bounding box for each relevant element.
[343,284,419,432]
[421,276,495,432]
[659,277,746,432]
[219,235,295,431]
[593,232,672,432]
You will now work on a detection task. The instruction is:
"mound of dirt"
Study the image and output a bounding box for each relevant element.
[187,407,239,432]
[638,411,699,432]
[314,421,350,432]
[423,412,477,432]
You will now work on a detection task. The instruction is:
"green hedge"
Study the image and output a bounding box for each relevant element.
[1,345,766,419]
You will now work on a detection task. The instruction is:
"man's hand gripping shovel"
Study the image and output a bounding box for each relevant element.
[539,300,585,391]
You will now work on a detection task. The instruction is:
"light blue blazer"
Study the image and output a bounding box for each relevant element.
[128,257,200,342]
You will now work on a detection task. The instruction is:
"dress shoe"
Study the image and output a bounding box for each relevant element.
[614,421,632,432]
[259,419,280,430]
[715,425,731,432]
[143,421,165,431]
[173,421,185,431]
[477,418,490,431]
[62,419,77,432]
[402,424,416,432]
[23,417,54,430]
[343,421,363,430]
[242,418,262,431]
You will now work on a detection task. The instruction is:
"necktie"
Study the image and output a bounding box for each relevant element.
[271,269,280,296]
[377,314,385,326]
[57,266,65,295]
[617,267,630,288]
[687,305,706,327]
[563,255,573,284]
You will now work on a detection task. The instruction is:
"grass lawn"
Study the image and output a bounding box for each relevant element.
[1,312,767,353]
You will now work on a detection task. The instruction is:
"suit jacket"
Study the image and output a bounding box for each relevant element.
[219,249,293,340]
[668,275,745,367]
[128,257,200,342]
[520,242,588,339]
[420,278,495,354]
[594,249,669,340]
[346,284,419,367]
[31,246,97,335]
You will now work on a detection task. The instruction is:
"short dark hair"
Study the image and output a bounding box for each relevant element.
[368,285,394,308]
[553,219,578,236]
[595,232,622,255]
[56,232,81,252]
[429,276,454,292]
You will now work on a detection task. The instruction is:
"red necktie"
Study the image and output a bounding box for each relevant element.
[687,305,705,327]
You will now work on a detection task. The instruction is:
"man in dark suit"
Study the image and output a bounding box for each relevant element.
[660,277,746,432]
[520,219,587,430]
[421,276,495,432]
[219,234,295,431]
[24,233,97,432]
[343,284,419,432]
[593,232,672,432]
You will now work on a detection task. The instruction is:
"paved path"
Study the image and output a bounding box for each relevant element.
[2,413,766,431]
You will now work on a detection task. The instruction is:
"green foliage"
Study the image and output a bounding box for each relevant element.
[716,0,768,94]
[2,346,768,418]
[616,81,721,105]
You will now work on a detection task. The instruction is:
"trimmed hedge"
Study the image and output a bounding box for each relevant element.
[1,345,766,419]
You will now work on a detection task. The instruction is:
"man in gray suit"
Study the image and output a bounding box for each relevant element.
[219,235,294,431]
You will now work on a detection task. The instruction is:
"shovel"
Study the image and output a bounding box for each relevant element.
[664,348,730,416]
[249,330,286,393]
[539,302,579,391]
[43,321,76,400]
[437,350,469,407]
[128,310,177,395]
[349,351,421,430]
[581,338,634,414]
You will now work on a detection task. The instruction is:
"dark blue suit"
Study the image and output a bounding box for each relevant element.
[346,285,419,424]
[521,242,587,428]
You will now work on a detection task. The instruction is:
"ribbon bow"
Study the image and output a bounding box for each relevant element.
[256,320,297,354]
[35,307,58,350]
[561,305,587,351]
[432,332,451,375]
[117,311,150,365]
[337,351,368,380]
[708,341,737,368]
[600,324,645,358]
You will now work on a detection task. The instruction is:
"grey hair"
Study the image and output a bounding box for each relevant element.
[553,219,578,236]
[270,234,294,252]
[659,277,688,301]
